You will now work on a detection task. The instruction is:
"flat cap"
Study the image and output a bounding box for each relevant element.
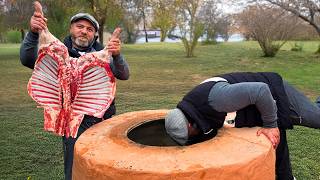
[70,13,99,31]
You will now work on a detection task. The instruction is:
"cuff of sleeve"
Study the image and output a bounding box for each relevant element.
[112,54,120,59]
[263,120,278,128]
[112,54,125,64]
[25,31,39,43]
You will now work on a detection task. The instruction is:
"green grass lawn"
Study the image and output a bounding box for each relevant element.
[1,41,320,179]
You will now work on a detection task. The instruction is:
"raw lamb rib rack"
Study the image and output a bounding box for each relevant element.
[28,1,119,137]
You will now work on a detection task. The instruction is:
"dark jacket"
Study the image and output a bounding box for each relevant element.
[177,81,226,143]
[177,72,293,143]
[177,81,226,133]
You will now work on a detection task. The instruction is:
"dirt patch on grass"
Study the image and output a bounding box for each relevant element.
[191,74,207,83]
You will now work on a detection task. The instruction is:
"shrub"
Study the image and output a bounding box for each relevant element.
[316,44,320,54]
[201,39,218,45]
[238,5,301,57]
[6,30,21,43]
[291,42,304,52]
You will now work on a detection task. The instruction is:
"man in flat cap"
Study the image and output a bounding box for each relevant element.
[20,11,129,180]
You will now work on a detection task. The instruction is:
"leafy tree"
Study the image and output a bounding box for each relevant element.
[42,0,81,40]
[173,0,205,57]
[105,1,123,32]
[151,0,177,42]
[54,0,124,44]
[1,0,87,41]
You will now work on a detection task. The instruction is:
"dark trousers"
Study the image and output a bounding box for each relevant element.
[62,115,111,180]
[276,129,294,180]
[284,81,320,128]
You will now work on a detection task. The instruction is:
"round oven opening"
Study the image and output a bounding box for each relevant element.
[127,119,179,146]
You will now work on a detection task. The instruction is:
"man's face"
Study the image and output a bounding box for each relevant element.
[70,19,96,49]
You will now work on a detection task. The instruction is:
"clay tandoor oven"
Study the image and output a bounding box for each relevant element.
[73,110,275,180]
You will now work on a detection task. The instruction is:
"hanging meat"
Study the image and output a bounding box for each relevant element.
[27,1,120,138]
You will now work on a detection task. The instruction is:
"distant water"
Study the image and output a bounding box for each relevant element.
[136,33,244,44]
[216,34,245,42]
[135,37,181,43]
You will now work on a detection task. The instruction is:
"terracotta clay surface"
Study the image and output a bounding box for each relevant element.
[73,110,275,180]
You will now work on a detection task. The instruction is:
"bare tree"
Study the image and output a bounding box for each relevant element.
[2,0,33,40]
[0,1,5,42]
[136,0,152,43]
[151,0,177,42]
[216,15,232,42]
[237,5,301,57]
[262,0,320,52]
[198,0,221,43]
[120,0,143,43]
[263,0,320,35]
[293,21,319,40]
[173,0,205,57]
[121,0,152,43]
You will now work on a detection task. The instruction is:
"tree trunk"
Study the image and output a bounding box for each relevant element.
[98,23,104,45]
[127,31,132,44]
[143,12,148,43]
[160,30,167,42]
[144,29,148,43]
[223,36,229,42]
[125,29,136,44]
[315,30,320,54]
[20,29,25,41]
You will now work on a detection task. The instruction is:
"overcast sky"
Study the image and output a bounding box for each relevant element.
[217,0,248,14]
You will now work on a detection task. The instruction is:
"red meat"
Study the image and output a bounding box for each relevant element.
[27,2,120,137]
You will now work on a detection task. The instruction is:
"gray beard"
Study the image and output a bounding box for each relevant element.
[71,36,92,49]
